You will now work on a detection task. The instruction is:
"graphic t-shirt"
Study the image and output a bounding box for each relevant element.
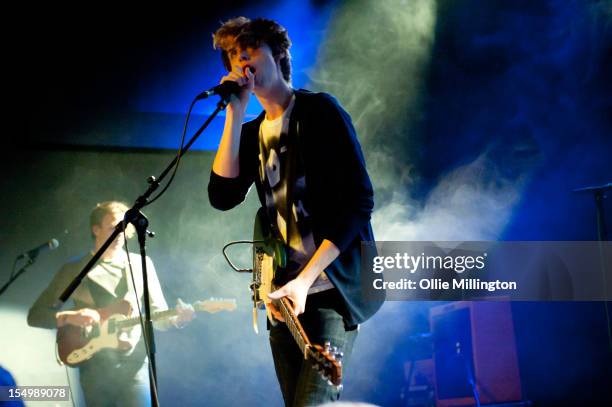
[258,95,333,294]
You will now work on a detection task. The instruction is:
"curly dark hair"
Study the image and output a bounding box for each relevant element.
[213,17,292,83]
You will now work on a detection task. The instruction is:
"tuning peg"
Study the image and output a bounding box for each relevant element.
[335,351,344,363]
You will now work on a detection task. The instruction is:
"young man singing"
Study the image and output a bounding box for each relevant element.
[208,17,381,406]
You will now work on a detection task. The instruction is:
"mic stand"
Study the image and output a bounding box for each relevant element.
[131,208,159,405]
[574,182,611,351]
[53,95,231,407]
[574,182,611,241]
[0,256,37,297]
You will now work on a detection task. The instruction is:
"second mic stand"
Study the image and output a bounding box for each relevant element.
[54,95,231,407]
[574,182,611,352]
[0,256,36,296]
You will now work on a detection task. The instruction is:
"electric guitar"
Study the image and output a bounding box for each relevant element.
[250,208,343,387]
[56,298,236,366]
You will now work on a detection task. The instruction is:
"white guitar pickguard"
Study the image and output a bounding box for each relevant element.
[66,314,132,364]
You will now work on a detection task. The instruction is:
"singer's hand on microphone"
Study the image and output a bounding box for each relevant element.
[220,65,254,114]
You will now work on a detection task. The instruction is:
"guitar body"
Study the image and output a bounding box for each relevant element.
[253,208,284,326]
[57,300,132,366]
[56,298,235,366]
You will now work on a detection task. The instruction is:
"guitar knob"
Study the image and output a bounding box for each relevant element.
[335,351,344,361]
[332,346,338,354]
[324,341,331,353]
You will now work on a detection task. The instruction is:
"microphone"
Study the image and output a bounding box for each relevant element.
[18,239,60,260]
[195,81,243,101]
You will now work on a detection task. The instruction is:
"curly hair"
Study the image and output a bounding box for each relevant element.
[212,17,292,83]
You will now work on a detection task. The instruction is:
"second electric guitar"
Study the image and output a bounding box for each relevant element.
[57,298,236,366]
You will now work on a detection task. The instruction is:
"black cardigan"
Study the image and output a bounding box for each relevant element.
[208,89,383,326]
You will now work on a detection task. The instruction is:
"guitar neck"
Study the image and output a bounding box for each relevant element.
[115,299,236,329]
[117,309,177,329]
[278,297,311,355]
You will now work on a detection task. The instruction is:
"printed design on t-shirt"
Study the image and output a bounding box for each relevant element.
[258,102,329,291]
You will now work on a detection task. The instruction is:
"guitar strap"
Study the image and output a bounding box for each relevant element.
[255,207,287,271]
[114,264,129,299]
[86,260,129,308]
[98,260,129,300]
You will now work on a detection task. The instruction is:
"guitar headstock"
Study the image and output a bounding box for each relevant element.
[309,341,343,387]
[194,298,237,313]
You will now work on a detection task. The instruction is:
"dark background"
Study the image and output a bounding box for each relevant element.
[2,1,611,406]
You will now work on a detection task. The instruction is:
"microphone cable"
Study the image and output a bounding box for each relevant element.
[143,96,198,208]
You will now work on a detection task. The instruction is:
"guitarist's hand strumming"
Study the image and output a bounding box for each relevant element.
[267,239,340,323]
[267,275,311,321]
[56,308,101,328]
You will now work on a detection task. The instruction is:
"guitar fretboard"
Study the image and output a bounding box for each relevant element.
[113,300,235,329]
[117,309,177,329]
[279,297,311,355]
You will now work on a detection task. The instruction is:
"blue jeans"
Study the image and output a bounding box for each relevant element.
[269,289,358,407]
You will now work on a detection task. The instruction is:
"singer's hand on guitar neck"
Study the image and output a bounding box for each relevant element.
[220,64,254,116]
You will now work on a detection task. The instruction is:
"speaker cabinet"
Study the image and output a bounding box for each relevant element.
[430,301,522,406]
